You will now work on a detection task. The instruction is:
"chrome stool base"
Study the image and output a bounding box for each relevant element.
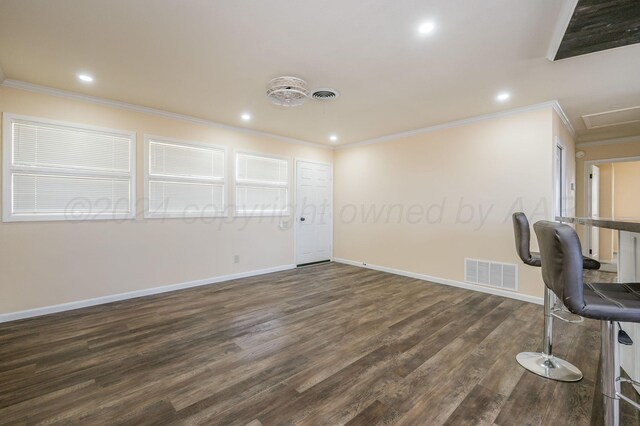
[516,352,583,382]
[515,288,583,383]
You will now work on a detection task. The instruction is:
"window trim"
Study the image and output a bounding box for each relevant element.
[233,150,291,217]
[2,113,136,222]
[143,135,228,219]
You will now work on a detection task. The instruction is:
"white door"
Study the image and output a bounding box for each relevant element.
[296,161,332,265]
[590,165,600,260]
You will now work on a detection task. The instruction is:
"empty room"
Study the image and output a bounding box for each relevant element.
[1,1,640,425]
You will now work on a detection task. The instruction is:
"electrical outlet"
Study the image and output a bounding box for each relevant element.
[234,255,240,264]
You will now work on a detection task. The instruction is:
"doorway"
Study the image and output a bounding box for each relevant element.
[295,160,333,266]
[585,157,640,269]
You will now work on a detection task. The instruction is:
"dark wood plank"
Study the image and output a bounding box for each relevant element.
[0,263,630,425]
[556,0,640,60]
[345,400,394,426]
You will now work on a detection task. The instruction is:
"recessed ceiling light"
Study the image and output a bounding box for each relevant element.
[496,92,511,102]
[241,113,251,121]
[418,21,436,35]
[77,74,94,83]
[329,135,338,142]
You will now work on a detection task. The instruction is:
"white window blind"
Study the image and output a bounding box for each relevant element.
[144,137,226,218]
[235,152,289,216]
[2,114,136,222]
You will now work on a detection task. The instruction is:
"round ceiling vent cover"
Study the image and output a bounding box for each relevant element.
[266,76,309,107]
[312,88,340,100]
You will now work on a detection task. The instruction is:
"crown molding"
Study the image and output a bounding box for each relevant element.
[1,79,580,152]
[551,101,576,137]
[337,100,570,150]
[0,79,333,151]
[576,135,640,148]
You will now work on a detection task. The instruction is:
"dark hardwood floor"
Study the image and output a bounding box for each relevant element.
[0,263,638,425]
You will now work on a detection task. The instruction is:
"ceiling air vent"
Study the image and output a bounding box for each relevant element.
[582,106,640,129]
[311,88,340,100]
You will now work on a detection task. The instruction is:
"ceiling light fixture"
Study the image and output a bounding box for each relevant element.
[266,76,310,107]
[496,92,511,102]
[241,113,251,121]
[77,74,94,83]
[418,21,436,35]
[329,135,338,142]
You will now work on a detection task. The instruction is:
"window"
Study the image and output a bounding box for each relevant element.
[235,152,289,216]
[2,114,136,222]
[144,136,226,218]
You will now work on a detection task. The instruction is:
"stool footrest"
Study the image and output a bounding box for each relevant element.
[616,391,640,411]
[550,310,584,323]
[618,377,640,388]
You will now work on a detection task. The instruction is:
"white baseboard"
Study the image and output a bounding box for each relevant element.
[0,264,296,323]
[333,258,543,305]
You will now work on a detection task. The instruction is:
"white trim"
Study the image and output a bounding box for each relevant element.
[546,0,579,61]
[333,258,543,305]
[294,159,334,265]
[2,80,582,151]
[143,134,228,219]
[2,112,137,222]
[0,264,296,323]
[551,102,576,137]
[2,114,12,222]
[583,156,640,167]
[576,135,640,148]
[0,79,332,151]
[554,137,568,218]
[337,100,572,150]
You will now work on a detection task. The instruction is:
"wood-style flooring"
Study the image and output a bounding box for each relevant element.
[0,262,638,425]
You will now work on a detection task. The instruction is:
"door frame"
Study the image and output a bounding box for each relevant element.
[294,158,334,266]
[583,155,640,257]
[553,137,567,219]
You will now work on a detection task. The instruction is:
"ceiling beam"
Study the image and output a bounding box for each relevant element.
[576,135,640,148]
[547,0,579,61]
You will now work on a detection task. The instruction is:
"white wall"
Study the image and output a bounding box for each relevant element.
[0,86,332,315]
[334,107,569,299]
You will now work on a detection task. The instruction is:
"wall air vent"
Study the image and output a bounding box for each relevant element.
[582,106,640,129]
[465,258,518,291]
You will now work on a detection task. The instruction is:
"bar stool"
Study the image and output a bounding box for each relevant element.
[512,212,600,382]
[513,212,601,322]
[534,220,640,426]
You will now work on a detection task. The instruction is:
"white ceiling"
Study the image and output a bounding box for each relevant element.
[0,0,639,145]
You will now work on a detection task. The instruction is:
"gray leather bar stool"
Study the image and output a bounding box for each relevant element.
[534,221,640,426]
[512,212,600,382]
[513,212,601,323]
